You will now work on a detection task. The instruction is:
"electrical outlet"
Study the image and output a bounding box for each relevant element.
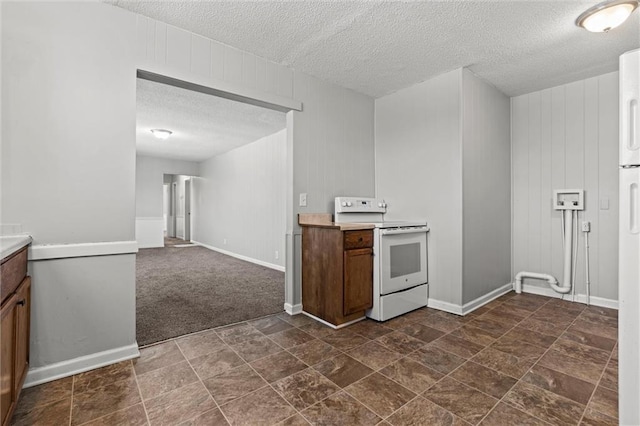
[582,221,591,232]
[223,239,227,245]
[275,251,279,260]
[299,193,307,207]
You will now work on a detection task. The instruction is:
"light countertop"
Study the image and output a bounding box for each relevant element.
[1,235,33,260]
[298,213,375,231]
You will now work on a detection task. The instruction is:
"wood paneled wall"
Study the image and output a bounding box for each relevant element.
[135,15,295,102]
[376,69,511,310]
[193,130,286,269]
[511,72,619,301]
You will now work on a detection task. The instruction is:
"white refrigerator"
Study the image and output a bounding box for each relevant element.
[619,47,640,425]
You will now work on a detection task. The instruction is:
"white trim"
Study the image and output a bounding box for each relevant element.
[29,241,138,261]
[573,294,619,310]
[137,69,302,113]
[192,240,285,272]
[24,343,140,388]
[515,283,619,310]
[301,311,365,329]
[427,298,463,315]
[284,303,302,315]
[461,283,513,315]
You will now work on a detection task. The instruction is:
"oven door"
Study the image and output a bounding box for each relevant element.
[379,227,428,295]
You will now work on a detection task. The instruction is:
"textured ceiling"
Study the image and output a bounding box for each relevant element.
[109,1,639,98]
[136,78,286,162]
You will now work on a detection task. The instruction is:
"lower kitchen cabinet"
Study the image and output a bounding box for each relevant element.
[343,248,373,316]
[1,247,31,426]
[301,226,373,326]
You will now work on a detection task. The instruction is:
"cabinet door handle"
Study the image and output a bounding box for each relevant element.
[17,299,25,306]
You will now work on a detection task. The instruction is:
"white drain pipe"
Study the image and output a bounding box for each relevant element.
[515,209,573,295]
[514,271,560,293]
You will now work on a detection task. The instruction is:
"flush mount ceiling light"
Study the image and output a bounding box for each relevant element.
[150,129,173,139]
[576,0,638,32]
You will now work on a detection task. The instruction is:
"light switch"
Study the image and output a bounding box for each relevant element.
[600,197,610,210]
[299,193,307,207]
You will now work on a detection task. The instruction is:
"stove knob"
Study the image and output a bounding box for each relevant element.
[342,202,347,207]
[378,202,383,208]
[346,201,352,207]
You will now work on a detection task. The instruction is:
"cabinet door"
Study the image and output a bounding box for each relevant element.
[14,277,30,396]
[343,248,373,316]
[1,295,17,426]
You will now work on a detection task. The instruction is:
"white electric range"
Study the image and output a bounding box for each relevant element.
[335,197,429,321]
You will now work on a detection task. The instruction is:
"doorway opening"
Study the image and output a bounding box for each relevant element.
[135,75,288,346]
[162,174,194,247]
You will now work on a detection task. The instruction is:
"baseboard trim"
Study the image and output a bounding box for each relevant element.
[427,298,463,315]
[462,283,513,315]
[193,241,285,272]
[301,311,365,329]
[516,283,618,310]
[24,343,140,388]
[284,303,302,315]
[427,282,617,316]
[29,241,138,261]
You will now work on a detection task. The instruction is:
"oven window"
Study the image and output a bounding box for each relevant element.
[390,243,421,278]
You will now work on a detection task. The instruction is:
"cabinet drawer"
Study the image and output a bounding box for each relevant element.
[1,248,27,305]
[344,231,373,249]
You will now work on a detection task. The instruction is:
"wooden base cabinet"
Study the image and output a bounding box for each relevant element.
[302,227,373,326]
[1,247,31,426]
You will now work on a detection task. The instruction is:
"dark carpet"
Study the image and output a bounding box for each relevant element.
[136,245,285,346]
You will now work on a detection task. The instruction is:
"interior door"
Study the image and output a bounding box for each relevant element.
[167,181,177,238]
[163,183,170,237]
[184,179,191,242]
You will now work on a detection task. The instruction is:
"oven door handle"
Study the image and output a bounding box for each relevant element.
[381,226,429,235]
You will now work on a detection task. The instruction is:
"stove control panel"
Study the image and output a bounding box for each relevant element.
[335,197,387,214]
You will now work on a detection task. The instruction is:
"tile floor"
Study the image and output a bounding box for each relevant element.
[11,291,618,425]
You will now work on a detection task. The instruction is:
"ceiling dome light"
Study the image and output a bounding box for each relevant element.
[150,129,173,139]
[576,0,638,32]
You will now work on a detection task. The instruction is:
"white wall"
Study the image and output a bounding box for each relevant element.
[2,3,136,244]
[376,69,464,306]
[136,155,199,217]
[135,155,199,247]
[376,69,511,310]
[192,129,286,269]
[289,74,376,306]
[1,1,376,384]
[462,69,511,304]
[511,72,619,302]
[28,254,137,385]
[2,2,140,383]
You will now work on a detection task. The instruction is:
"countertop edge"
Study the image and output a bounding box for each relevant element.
[298,222,375,231]
[298,213,375,231]
[1,235,33,261]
